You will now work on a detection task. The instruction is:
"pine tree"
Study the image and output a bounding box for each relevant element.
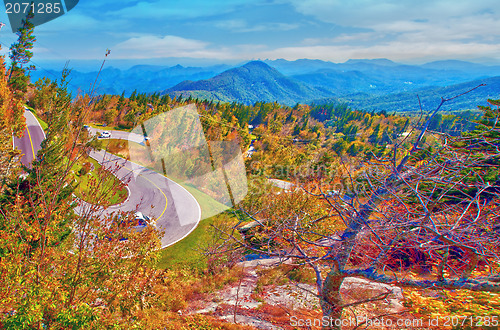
[0,51,24,187]
[8,9,36,99]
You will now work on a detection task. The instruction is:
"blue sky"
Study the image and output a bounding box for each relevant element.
[1,0,499,70]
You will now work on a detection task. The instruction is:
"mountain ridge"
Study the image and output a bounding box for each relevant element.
[30,58,500,110]
[318,76,500,113]
[163,61,334,105]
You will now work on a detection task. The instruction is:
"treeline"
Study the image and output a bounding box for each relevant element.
[424,111,480,135]
[28,81,486,184]
[76,90,414,180]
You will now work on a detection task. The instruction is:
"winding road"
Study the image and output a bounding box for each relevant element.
[15,110,201,248]
[13,110,45,168]
[88,126,147,144]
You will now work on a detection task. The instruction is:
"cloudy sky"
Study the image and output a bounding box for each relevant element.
[0,0,499,69]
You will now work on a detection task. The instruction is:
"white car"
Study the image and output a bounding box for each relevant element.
[104,212,155,241]
[99,131,111,138]
[134,211,156,229]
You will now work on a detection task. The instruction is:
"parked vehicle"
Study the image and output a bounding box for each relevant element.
[119,212,155,232]
[103,212,155,241]
[99,131,111,138]
[134,211,153,228]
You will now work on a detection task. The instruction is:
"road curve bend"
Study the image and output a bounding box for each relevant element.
[87,150,201,248]
[13,109,46,168]
[17,111,201,248]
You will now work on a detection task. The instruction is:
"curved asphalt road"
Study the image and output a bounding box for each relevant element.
[16,111,201,248]
[13,110,46,168]
[88,127,147,144]
[83,150,201,248]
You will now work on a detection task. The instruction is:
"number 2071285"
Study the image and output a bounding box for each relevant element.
[5,2,62,14]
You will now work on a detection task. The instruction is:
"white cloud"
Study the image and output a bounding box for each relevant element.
[329,32,381,43]
[113,35,234,59]
[285,0,500,44]
[253,40,500,63]
[110,34,278,61]
[215,19,299,33]
[274,0,500,62]
[286,0,499,28]
[7,0,500,64]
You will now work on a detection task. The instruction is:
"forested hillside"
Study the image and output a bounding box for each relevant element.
[75,87,484,183]
[329,76,500,113]
[4,54,500,327]
[3,0,500,328]
[165,61,334,105]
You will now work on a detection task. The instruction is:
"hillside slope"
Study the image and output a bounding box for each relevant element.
[327,76,500,113]
[164,61,334,105]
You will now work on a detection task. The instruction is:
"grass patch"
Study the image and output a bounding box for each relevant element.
[70,156,128,206]
[157,215,217,270]
[180,183,230,220]
[155,182,238,270]
[157,212,241,270]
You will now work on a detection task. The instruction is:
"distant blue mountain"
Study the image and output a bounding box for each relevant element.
[29,58,500,111]
[420,60,492,71]
[30,64,231,97]
[164,61,334,105]
[318,76,500,113]
[344,58,399,66]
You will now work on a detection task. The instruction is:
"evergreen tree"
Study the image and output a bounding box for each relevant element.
[8,9,36,99]
[0,53,24,186]
[380,128,392,144]
[369,123,381,144]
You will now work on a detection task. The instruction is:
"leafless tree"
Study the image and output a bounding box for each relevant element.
[214,86,500,329]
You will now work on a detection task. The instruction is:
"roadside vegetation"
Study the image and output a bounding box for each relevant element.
[2,13,500,329]
[97,138,134,159]
[157,213,240,270]
[26,73,500,328]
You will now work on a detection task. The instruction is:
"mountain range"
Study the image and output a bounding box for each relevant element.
[330,76,500,113]
[30,64,231,96]
[164,61,333,105]
[30,58,500,112]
